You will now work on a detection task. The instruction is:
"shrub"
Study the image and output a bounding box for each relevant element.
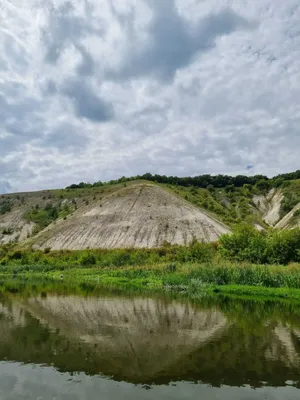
[266,230,300,264]
[2,227,13,235]
[256,179,270,191]
[0,200,12,215]
[220,225,300,265]
[219,225,267,264]
[166,262,177,272]
[80,253,97,266]
[293,209,300,218]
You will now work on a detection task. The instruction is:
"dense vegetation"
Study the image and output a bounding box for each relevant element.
[66,170,300,190]
[0,241,216,270]
[0,199,12,215]
[220,225,300,265]
[1,225,300,269]
[25,201,73,231]
[1,226,300,299]
[279,179,300,216]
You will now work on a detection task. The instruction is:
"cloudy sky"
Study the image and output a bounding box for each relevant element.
[0,0,300,193]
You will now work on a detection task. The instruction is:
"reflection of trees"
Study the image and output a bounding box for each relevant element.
[0,296,299,387]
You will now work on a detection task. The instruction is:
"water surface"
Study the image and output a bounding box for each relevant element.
[0,291,300,399]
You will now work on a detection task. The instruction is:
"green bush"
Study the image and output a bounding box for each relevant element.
[293,209,300,218]
[220,225,300,265]
[0,200,12,215]
[266,230,300,264]
[219,225,267,264]
[80,253,97,266]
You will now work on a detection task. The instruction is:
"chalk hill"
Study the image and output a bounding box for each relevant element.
[2,177,300,250]
[32,184,230,250]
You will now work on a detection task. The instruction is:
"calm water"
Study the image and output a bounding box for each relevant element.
[0,291,300,399]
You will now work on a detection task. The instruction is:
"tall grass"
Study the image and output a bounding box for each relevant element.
[0,242,216,271]
[38,263,300,290]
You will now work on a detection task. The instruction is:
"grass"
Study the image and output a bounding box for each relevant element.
[0,242,217,270]
[2,262,300,301]
[2,232,300,301]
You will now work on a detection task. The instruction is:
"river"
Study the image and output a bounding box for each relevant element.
[0,291,299,399]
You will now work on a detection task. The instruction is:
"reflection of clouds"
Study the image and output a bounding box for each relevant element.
[0,361,298,400]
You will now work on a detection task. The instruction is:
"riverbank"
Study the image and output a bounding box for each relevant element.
[1,262,300,302]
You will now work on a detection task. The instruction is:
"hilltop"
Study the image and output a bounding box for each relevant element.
[1,171,300,250]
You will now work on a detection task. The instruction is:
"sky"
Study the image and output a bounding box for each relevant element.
[0,0,300,193]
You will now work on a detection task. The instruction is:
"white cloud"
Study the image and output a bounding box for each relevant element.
[0,0,300,191]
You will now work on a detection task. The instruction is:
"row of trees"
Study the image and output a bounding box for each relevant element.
[66,170,300,191]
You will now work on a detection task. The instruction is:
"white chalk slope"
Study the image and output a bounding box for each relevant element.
[33,184,230,250]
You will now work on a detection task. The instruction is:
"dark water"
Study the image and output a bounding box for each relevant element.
[0,291,300,399]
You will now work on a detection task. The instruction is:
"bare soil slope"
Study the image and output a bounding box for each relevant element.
[0,209,34,245]
[275,202,300,230]
[33,184,230,250]
[253,189,284,226]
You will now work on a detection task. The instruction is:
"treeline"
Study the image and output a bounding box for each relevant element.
[66,170,300,190]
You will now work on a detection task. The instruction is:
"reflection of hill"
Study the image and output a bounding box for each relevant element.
[0,295,300,387]
[23,296,227,381]
[267,325,300,368]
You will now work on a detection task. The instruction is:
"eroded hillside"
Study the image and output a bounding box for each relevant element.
[2,178,300,250]
[31,184,230,250]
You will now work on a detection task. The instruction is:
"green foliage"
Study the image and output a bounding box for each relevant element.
[66,170,300,192]
[0,200,12,215]
[220,225,300,265]
[66,172,272,190]
[0,241,217,270]
[255,179,270,191]
[281,193,300,215]
[25,204,59,230]
[272,177,285,188]
[280,180,300,217]
[25,201,74,231]
[225,184,235,193]
[2,227,13,235]
[293,209,300,218]
[219,225,267,264]
[266,230,300,264]
[80,253,97,266]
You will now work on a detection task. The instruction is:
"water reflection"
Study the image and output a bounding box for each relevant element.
[0,293,300,390]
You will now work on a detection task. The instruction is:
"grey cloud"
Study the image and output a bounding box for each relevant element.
[41,122,89,151]
[0,81,88,156]
[0,92,40,123]
[124,104,170,136]
[75,44,95,76]
[0,181,12,195]
[109,2,253,81]
[0,87,44,156]
[43,1,104,64]
[43,79,57,95]
[0,0,299,192]
[62,79,114,122]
